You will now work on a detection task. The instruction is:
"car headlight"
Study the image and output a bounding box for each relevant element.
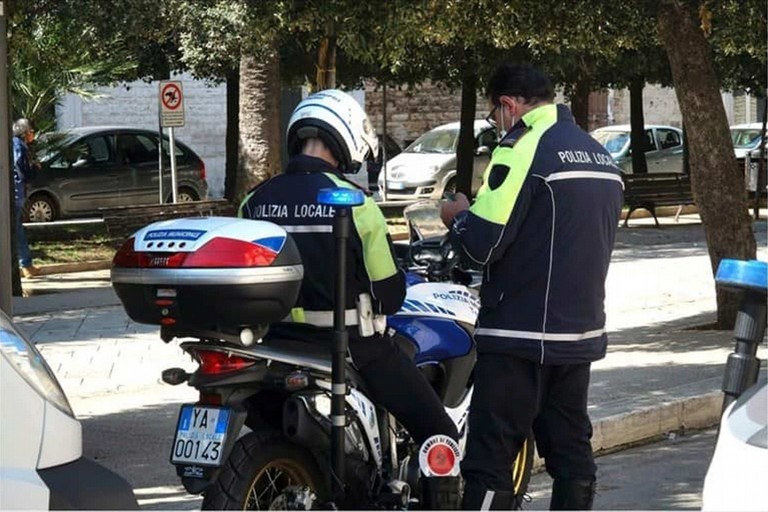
[0,314,74,417]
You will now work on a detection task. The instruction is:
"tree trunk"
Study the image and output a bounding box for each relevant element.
[236,47,282,204]
[315,20,336,90]
[224,69,239,202]
[658,1,757,329]
[456,71,478,199]
[570,80,590,130]
[629,77,649,174]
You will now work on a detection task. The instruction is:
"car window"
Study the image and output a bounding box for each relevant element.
[50,135,111,169]
[657,129,682,150]
[592,131,629,155]
[405,128,458,154]
[476,129,498,151]
[642,129,656,152]
[161,139,187,158]
[118,133,157,164]
[731,129,764,149]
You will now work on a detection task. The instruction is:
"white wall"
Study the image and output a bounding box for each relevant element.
[56,73,227,198]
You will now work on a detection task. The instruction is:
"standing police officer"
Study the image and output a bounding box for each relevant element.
[240,89,460,509]
[441,64,624,510]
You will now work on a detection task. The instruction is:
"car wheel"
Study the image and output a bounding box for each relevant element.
[442,179,457,199]
[176,188,200,203]
[26,194,57,223]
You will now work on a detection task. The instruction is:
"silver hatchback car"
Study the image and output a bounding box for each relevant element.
[379,120,497,200]
[26,126,208,222]
[591,124,685,174]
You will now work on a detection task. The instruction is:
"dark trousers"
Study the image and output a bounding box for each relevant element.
[349,334,459,445]
[462,353,596,491]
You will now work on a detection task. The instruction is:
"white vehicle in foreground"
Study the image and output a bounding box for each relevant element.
[0,311,137,510]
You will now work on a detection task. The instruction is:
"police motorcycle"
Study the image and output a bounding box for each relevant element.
[110,192,532,509]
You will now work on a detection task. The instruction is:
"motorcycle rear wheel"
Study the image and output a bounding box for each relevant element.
[511,434,535,506]
[202,428,327,510]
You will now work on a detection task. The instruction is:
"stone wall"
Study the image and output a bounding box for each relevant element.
[608,85,683,129]
[365,81,486,147]
[56,73,227,198]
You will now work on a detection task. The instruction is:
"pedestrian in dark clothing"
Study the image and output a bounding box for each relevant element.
[441,63,624,510]
[12,118,39,278]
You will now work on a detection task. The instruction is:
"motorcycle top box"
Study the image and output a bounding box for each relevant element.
[111,216,303,330]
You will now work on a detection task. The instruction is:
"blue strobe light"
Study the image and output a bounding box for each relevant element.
[715,259,768,294]
[317,187,365,207]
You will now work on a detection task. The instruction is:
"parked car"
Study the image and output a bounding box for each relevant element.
[702,379,767,511]
[0,310,138,509]
[590,124,685,174]
[26,127,208,222]
[378,120,497,200]
[345,134,403,193]
[731,123,765,160]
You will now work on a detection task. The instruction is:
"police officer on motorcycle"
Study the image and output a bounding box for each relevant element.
[240,89,460,509]
[441,63,624,510]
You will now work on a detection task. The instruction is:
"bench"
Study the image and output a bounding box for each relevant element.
[101,199,237,240]
[622,172,695,227]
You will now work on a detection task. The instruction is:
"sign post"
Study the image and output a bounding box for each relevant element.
[0,1,12,314]
[159,80,185,203]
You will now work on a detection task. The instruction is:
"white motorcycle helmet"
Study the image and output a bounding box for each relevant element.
[287,89,379,173]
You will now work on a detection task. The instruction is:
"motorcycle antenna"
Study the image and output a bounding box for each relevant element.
[317,187,366,506]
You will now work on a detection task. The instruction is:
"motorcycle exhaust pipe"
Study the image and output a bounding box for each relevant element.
[283,396,330,450]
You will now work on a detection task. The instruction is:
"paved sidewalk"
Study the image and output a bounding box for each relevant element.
[10,214,768,457]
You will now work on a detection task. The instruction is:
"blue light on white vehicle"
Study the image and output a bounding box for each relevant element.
[715,259,768,293]
[317,188,365,207]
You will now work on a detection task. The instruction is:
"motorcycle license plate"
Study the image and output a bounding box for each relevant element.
[170,405,231,467]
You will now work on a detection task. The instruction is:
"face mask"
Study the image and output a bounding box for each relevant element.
[498,105,509,141]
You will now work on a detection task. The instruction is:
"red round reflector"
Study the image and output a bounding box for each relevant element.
[426,443,457,476]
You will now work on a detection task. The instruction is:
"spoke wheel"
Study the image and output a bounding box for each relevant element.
[244,459,315,511]
[201,429,327,511]
[510,434,535,506]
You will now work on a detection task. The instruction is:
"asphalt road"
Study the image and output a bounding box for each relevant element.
[75,384,719,511]
[525,429,716,510]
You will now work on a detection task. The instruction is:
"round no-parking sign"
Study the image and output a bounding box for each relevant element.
[160,81,185,127]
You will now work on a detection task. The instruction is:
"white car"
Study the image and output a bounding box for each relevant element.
[379,120,497,200]
[590,124,685,174]
[730,123,765,160]
[0,311,137,510]
[703,380,768,511]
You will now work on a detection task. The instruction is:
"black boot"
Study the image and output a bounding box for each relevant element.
[549,479,596,510]
[421,476,462,510]
[461,482,519,510]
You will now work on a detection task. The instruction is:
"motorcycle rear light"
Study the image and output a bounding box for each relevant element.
[199,160,206,180]
[199,392,222,406]
[195,350,256,375]
[113,238,150,268]
[183,237,278,268]
[113,237,189,268]
[426,444,456,476]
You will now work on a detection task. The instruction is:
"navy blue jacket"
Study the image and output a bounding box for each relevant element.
[452,104,623,364]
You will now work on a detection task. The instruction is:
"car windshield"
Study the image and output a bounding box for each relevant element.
[592,131,629,155]
[35,132,78,163]
[731,129,764,149]
[405,128,458,154]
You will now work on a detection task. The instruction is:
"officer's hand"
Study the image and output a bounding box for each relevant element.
[440,192,470,227]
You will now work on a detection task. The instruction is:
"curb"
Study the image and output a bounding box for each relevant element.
[37,260,112,275]
[531,391,721,471]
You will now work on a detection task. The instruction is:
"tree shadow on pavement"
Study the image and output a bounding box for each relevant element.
[80,400,202,511]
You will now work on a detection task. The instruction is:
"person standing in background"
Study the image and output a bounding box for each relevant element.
[12,118,39,278]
